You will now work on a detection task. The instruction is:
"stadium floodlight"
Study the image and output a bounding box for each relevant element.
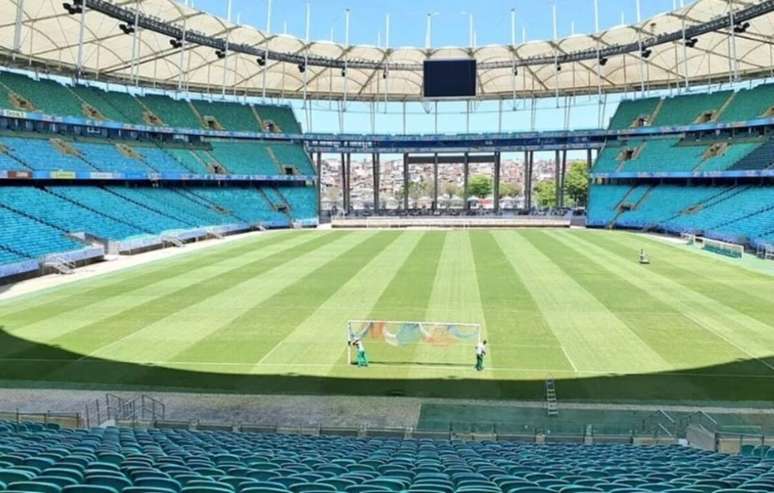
[733,21,751,33]
[685,37,698,47]
[298,62,306,73]
[340,67,347,77]
[169,38,183,49]
[215,49,226,59]
[62,2,83,14]
[257,55,266,66]
[640,48,652,58]
[118,23,135,35]
[555,62,562,71]
[599,56,608,66]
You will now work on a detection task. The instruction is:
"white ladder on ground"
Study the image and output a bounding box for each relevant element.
[44,255,75,275]
[545,378,559,417]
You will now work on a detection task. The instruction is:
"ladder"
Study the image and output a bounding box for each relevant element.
[161,235,184,248]
[545,378,559,417]
[44,255,75,275]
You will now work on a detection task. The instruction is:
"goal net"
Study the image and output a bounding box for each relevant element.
[347,320,482,367]
[702,238,744,259]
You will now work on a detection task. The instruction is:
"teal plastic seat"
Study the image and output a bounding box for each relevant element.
[86,475,132,492]
[62,486,119,493]
[179,487,233,493]
[7,482,61,493]
[0,473,35,485]
[134,478,181,492]
[32,479,76,489]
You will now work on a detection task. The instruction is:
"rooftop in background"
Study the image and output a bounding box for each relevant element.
[2,0,773,101]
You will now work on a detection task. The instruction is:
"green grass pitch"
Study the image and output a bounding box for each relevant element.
[0,228,773,403]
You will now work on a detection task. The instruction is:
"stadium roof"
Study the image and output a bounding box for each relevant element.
[1,0,774,101]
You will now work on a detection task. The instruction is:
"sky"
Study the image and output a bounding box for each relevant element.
[180,0,694,134]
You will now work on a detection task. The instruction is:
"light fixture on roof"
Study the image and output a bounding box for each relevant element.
[169,38,183,49]
[341,67,347,77]
[298,62,306,73]
[257,55,266,66]
[555,62,562,71]
[62,1,83,14]
[118,23,135,35]
[733,22,750,33]
[215,49,226,59]
[382,66,389,79]
[685,38,698,48]
[599,57,608,66]
[640,48,652,59]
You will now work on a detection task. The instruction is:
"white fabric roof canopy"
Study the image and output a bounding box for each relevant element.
[0,0,772,101]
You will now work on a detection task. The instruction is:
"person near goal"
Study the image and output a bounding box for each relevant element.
[353,338,369,367]
[475,340,487,371]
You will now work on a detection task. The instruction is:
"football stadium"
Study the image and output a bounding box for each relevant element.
[0,0,773,490]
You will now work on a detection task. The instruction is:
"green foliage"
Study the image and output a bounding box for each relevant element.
[443,181,460,199]
[499,181,522,198]
[469,175,492,198]
[535,179,556,208]
[564,160,590,206]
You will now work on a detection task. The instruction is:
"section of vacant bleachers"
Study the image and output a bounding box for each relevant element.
[587,185,634,226]
[0,145,28,171]
[75,142,153,174]
[97,91,150,125]
[0,186,144,240]
[67,85,130,123]
[132,146,195,174]
[0,136,95,172]
[190,187,288,224]
[0,203,84,259]
[728,138,774,170]
[279,186,317,220]
[192,99,262,132]
[617,138,702,173]
[270,143,316,175]
[0,421,772,493]
[692,139,764,172]
[110,187,241,227]
[51,186,190,234]
[164,148,212,174]
[651,90,732,126]
[208,141,279,175]
[0,246,26,266]
[718,82,774,122]
[592,142,625,173]
[254,104,302,133]
[615,185,720,229]
[608,97,660,129]
[0,72,84,117]
[142,95,203,129]
[609,138,761,173]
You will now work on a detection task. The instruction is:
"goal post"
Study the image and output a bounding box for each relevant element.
[701,238,744,259]
[346,320,482,366]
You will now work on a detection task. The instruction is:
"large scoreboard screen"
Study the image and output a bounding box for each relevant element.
[423,59,477,98]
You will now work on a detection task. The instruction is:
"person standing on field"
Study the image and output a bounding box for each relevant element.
[354,338,368,367]
[475,340,487,371]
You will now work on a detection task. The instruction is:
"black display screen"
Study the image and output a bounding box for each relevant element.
[423,59,477,98]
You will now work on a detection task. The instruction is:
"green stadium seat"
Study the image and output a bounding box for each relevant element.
[62,486,119,493]
[7,482,61,493]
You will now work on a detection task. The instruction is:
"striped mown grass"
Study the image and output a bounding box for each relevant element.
[0,228,772,402]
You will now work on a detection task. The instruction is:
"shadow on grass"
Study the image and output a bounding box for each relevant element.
[0,326,773,402]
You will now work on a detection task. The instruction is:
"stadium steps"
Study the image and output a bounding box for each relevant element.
[105,187,198,228]
[608,185,655,228]
[132,95,164,126]
[257,187,291,221]
[249,104,265,130]
[265,146,283,174]
[715,90,738,120]
[198,149,228,174]
[153,145,199,173]
[64,85,109,121]
[648,98,665,124]
[187,100,207,128]
[45,187,156,235]
[274,187,293,212]
[50,139,99,171]
[0,78,36,112]
[0,143,33,170]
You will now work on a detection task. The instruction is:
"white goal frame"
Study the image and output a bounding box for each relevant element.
[346,319,482,366]
[701,238,744,259]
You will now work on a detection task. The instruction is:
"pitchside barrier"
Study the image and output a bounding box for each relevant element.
[332,216,571,229]
[346,320,482,367]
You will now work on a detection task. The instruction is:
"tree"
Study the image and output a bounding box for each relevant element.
[499,181,522,198]
[469,175,492,199]
[443,181,460,199]
[535,179,557,208]
[399,180,428,205]
[564,160,590,207]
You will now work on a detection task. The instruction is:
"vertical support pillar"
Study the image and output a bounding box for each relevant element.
[560,149,568,208]
[587,148,593,170]
[403,153,409,212]
[526,151,534,212]
[554,149,561,208]
[432,153,439,212]
[463,152,470,211]
[372,153,380,213]
[339,152,346,214]
[493,152,501,214]
[345,153,352,214]
[316,152,323,216]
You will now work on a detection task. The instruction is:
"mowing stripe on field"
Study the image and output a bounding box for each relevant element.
[252,231,425,374]
[163,231,402,370]
[0,230,299,328]
[469,231,573,374]
[598,231,774,325]
[0,232,320,347]
[551,230,774,375]
[494,230,670,373]
[84,232,380,365]
[365,232,447,382]
[0,232,343,369]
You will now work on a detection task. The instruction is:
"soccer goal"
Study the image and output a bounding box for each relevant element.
[701,238,744,259]
[346,320,482,367]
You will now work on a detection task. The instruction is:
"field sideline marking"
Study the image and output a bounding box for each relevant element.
[2,357,774,379]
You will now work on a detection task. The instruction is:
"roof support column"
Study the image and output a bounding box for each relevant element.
[12,0,24,59]
[262,0,272,100]
[76,1,87,78]
[560,149,568,208]
[316,152,323,217]
[554,149,561,208]
[463,152,470,211]
[432,153,439,212]
[372,153,380,214]
[403,153,409,212]
[345,153,352,214]
[524,150,532,212]
[493,151,501,214]
[130,0,140,86]
[340,152,346,214]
